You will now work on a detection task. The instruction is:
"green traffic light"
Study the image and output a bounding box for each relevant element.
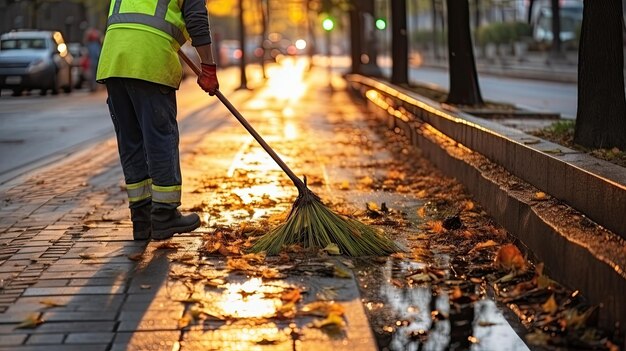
[375,18,386,30]
[322,18,334,31]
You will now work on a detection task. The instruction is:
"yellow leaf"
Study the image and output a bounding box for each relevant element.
[312,312,345,330]
[259,267,284,279]
[464,201,475,211]
[358,176,374,187]
[301,301,345,317]
[534,192,546,200]
[417,206,426,218]
[322,243,341,255]
[178,312,193,329]
[366,202,379,211]
[241,252,266,264]
[542,294,558,314]
[396,185,411,193]
[333,266,351,279]
[15,314,43,329]
[339,180,350,190]
[39,299,66,308]
[227,258,254,271]
[416,189,427,198]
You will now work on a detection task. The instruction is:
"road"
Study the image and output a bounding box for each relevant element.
[408,66,578,119]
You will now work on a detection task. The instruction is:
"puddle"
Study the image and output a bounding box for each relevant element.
[355,257,530,351]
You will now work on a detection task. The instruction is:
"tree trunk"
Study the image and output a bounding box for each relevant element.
[431,0,439,59]
[549,0,563,57]
[349,2,362,74]
[238,0,248,89]
[474,0,481,31]
[527,0,535,24]
[574,0,626,149]
[391,0,408,84]
[445,0,483,105]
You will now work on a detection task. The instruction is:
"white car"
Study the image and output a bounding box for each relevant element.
[0,30,73,96]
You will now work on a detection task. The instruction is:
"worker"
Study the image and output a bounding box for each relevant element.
[96,0,219,240]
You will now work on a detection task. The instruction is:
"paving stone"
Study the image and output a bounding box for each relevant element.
[64,332,115,344]
[32,279,69,288]
[112,331,181,350]
[0,345,108,351]
[42,311,117,322]
[26,333,65,344]
[0,333,28,346]
[22,285,125,296]
[13,321,116,334]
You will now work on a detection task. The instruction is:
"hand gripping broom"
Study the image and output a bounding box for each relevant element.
[179,51,400,256]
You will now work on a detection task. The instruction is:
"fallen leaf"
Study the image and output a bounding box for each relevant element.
[494,244,526,272]
[301,301,345,317]
[227,258,255,271]
[127,253,143,261]
[156,242,181,250]
[322,243,341,255]
[140,284,151,290]
[358,176,374,187]
[39,299,65,308]
[311,312,345,331]
[241,252,266,264]
[79,253,95,259]
[281,288,302,303]
[339,180,350,190]
[333,266,351,279]
[417,206,426,218]
[258,267,284,279]
[15,314,43,329]
[468,240,498,254]
[533,192,546,200]
[541,294,558,314]
[427,221,445,234]
[478,321,498,327]
[464,201,475,211]
[178,312,193,328]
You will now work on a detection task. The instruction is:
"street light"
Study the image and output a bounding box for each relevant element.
[375,18,386,31]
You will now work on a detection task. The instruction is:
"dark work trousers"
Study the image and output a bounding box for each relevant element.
[105,78,181,211]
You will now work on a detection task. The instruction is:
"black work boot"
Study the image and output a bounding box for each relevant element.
[151,207,200,240]
[130,203,152,240]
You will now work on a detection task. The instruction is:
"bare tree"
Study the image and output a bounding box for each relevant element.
[573,0,626,149]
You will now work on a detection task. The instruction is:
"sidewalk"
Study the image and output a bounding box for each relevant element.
[0,64,379,350]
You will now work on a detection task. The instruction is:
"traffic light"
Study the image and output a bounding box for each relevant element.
[322,17,334,31]
[375,18,386,30]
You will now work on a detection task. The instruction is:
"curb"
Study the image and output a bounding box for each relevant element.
[346,74,626,335]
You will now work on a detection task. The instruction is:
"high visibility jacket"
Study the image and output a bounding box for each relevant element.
[97,0,189,88]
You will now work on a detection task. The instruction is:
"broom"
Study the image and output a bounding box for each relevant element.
[179,51,400,256]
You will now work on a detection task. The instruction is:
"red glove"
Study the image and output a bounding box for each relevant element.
[198,63,219,95]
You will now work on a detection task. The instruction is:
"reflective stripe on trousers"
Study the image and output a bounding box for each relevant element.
[127,178,152,203]
[152,184,181,203]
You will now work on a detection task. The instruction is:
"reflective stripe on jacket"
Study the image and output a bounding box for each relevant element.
[97,0,189,88]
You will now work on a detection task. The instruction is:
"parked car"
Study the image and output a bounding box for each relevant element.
[0,30,73,96]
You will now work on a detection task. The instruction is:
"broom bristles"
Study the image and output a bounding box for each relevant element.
[250,189,401,256]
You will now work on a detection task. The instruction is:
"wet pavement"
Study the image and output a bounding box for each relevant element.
[0,57,611,350]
